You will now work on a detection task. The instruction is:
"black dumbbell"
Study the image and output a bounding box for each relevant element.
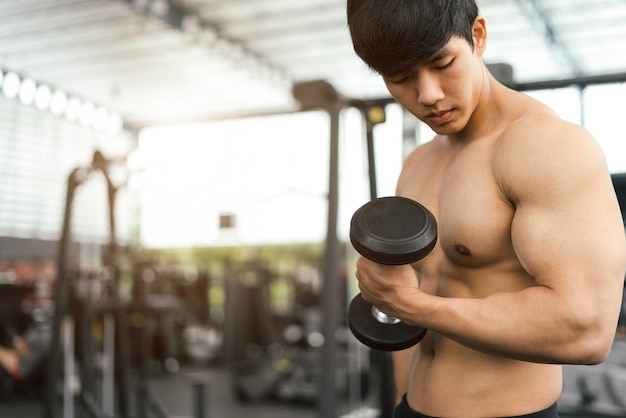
[348,196,437,351]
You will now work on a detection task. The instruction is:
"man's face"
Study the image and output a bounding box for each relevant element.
[382,35,483,136]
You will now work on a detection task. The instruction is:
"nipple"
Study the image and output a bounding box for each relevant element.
[455,244,472,256]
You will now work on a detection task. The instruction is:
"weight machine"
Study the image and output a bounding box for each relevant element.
[42,150,132,418]
[41,151,209,418]
[292,80,397,418]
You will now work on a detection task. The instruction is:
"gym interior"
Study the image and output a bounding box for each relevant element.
[1,1,626,417]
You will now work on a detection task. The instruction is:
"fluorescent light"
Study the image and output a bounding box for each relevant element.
[50,90,68,116]
[34,84,52,110]
[79,101,95,127]
[106,112,123,135]
[65,97,82,122]
[93,106,110,131]
[18,78,37,105]
[1,69,124,134]
[2,72,20,99]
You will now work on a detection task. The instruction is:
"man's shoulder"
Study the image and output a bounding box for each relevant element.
[494,89,567,139]
[497,110,593,158]
[403,136,441,164]
[493,111,606,201]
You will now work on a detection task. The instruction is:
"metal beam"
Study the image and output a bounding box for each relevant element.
[343,72,626,111]
[292,80,344,418]
[122,0,290,86]
[158,71,626,127]
[512,71,626,91]
[513,0,584,78]
[319,101,342,418]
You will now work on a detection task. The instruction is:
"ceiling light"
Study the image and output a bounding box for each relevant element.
[93,106,110,131]
[50,90,68,116]
[2,72,21,99]
[0,68,125,134]
[34,84,52,110]
[106,112,123,135]
[79,101,96,127]
[18,78,37,105]
[65,97,82,122]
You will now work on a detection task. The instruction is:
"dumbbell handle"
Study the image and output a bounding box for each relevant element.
[371,306,401,324]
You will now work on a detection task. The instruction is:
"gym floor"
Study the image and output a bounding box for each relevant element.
[0,363,321,418]
[0,363,621,418]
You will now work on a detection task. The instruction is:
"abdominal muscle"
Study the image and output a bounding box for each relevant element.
[408,324,562,417]
[403,258,563,417]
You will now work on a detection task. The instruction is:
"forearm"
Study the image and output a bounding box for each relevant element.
[412,285,618,365]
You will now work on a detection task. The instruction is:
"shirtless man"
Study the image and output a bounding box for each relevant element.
[346,1,626,417]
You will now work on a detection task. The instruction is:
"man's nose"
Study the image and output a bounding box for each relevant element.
[415,74,445,106]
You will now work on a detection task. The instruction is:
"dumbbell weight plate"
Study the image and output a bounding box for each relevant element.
[349,293,428,351]
[350,196,437,265]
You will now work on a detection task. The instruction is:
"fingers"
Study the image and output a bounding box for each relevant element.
[355,257,384,305]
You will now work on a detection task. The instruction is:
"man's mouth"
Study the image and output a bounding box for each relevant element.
[427,110,453,125]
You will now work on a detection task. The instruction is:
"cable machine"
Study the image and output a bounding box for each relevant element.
[43,150,131,418]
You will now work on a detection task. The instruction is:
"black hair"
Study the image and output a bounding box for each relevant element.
[347,0,479,77]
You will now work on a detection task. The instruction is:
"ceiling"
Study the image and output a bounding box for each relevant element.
[2,0,626,132]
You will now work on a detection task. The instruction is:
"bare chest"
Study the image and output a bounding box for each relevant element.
[402,143,516,269]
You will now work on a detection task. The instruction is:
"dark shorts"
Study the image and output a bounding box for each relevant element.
[394,394,560,418]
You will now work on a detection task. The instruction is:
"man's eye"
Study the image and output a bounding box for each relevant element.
[387,75,410,84]
[434,59,455,71]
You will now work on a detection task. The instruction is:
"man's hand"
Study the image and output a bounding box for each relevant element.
[355,256,422,324]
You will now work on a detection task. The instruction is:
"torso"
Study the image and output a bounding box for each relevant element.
[397,90,563,417]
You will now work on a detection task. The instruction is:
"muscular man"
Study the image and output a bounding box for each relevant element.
[346,1,626,417]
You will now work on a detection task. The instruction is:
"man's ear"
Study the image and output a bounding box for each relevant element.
[472,16,487,55]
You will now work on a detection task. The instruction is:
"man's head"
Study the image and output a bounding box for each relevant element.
[347,0,479,78]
